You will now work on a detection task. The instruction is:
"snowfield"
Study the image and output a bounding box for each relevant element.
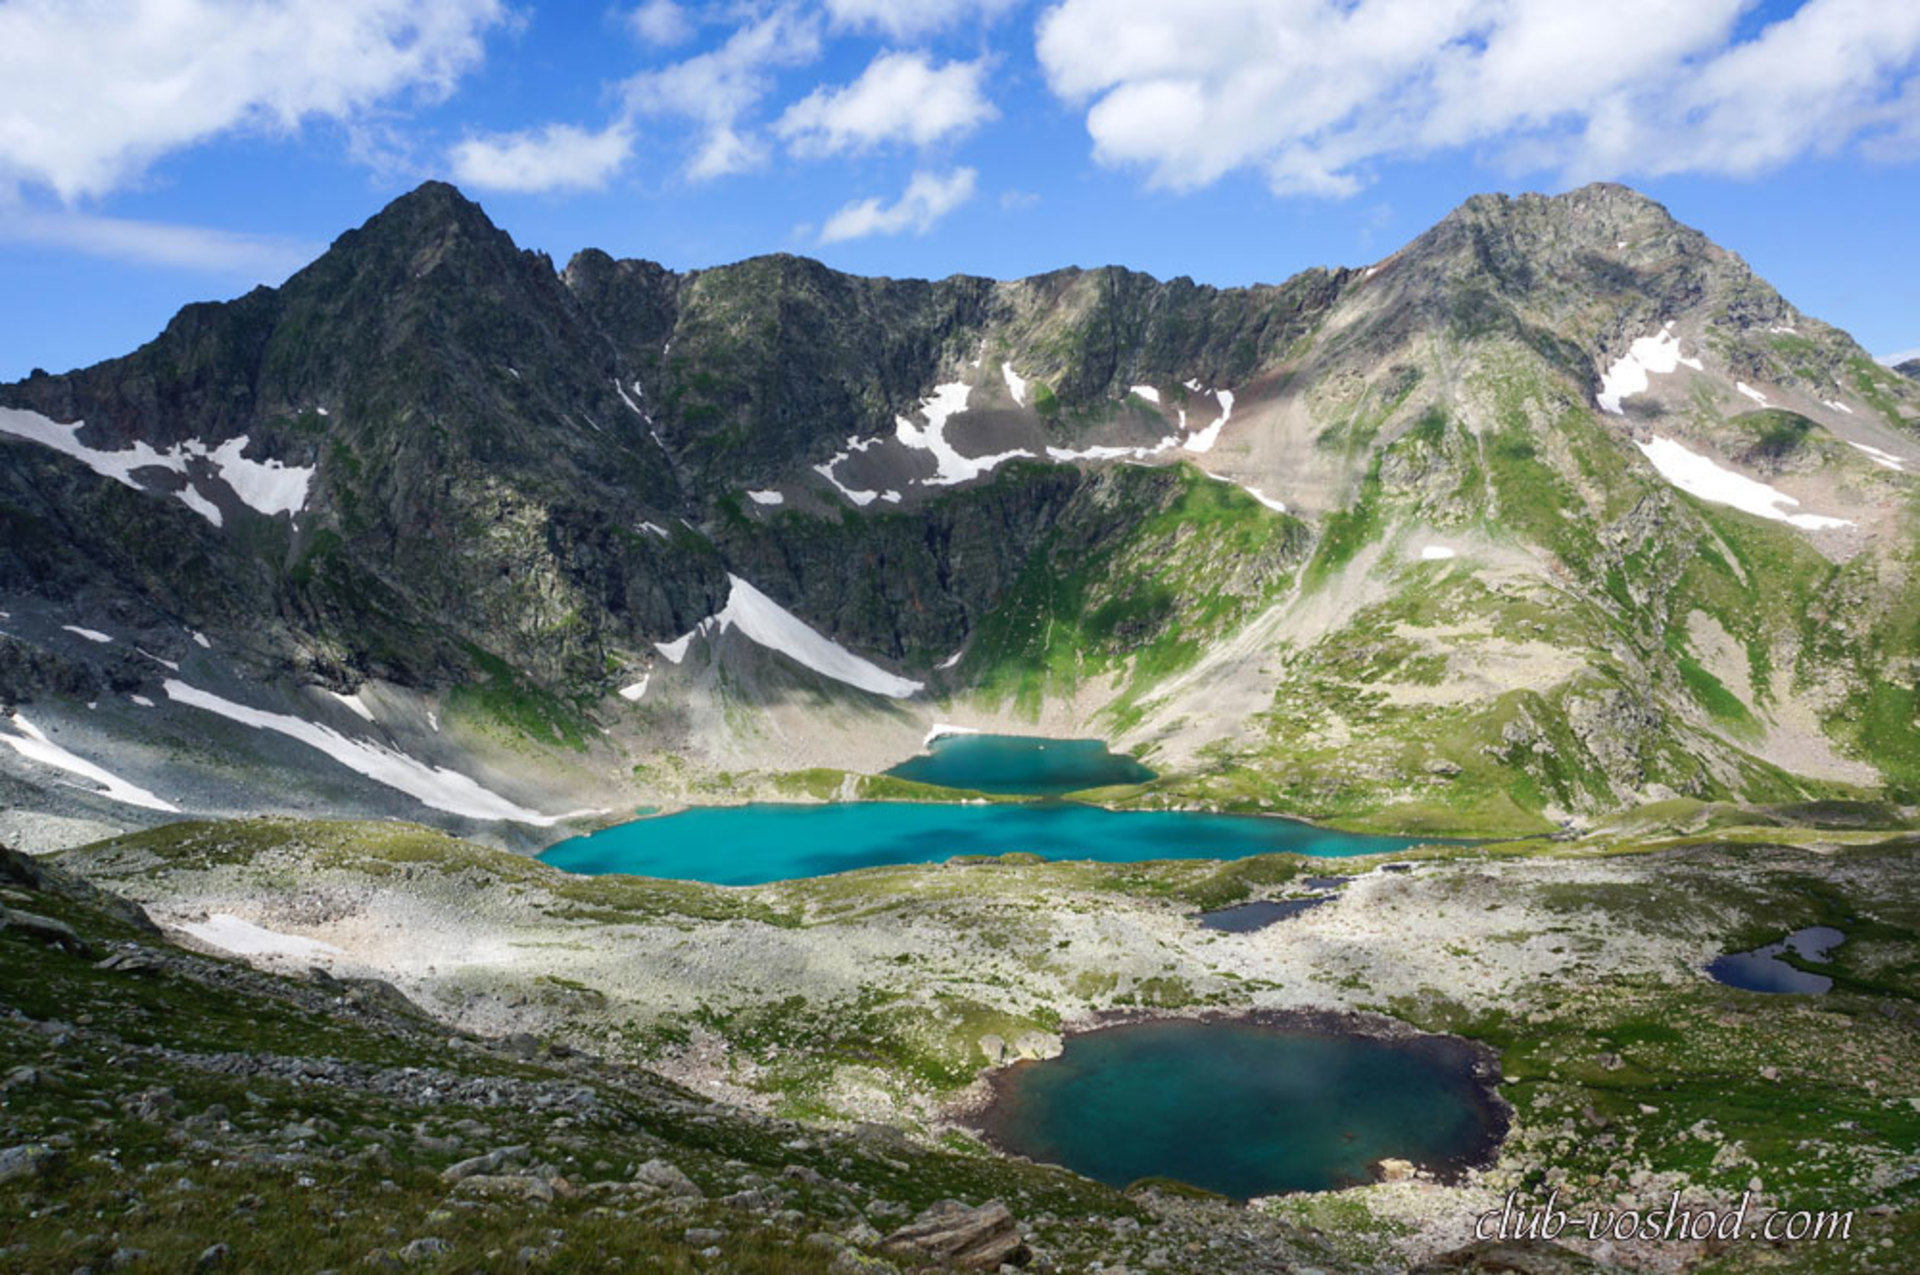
[162,680,575,825]
[0,407,314,524]
[1634,436,1850,531]
[0,711,178,812]
[618,676,650,702]
[895,382,1032,486]
[1001,362,1028,407]
[1421,546,1457,560]
[1595,325,1702,414]
[1181,388,1235,453]
[653,575,922,698]
[747,490,784,506]
[179,913,344,961]
[1849,442,1908,473]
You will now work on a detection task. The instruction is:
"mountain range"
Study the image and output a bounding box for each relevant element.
[3,180,1918,850]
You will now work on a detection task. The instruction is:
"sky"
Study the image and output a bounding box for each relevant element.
[1,0,1918,381]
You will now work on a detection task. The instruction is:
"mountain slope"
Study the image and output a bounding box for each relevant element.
[2,182,1918,847]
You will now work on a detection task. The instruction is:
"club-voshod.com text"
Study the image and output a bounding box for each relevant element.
[1477,1190,1855,1244]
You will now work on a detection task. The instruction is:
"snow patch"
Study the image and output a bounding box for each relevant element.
[0,408,312,521]
[1735,381,1769,405]
[1768,325,1798,335]
[1420,546,1457,561]
[136,648,179,671]
[1595,325,1703,415]
[162,680,576,825]
[1002,362,1028,407]
[1129,385,1161,404]
[639,521,668,539]
[0,711,178,812]
[175,486,223,526]
[62,625,111,644]
[1823,399,1854,415]
[207,436,313,516]
[936,649,964,670]
[192,631,212,649]
[650,576,922,698]
[655,631,697,664]
[747,490,784,506]
[328,690,375,722]
[1046,437,1178,463]
[618,676,651,702]
[925,722,980,746]
[615,379,646,418]
[1634,436,1850,531]
[1182,388,1235,453]
[130,695,154,707]
[179,914,343,960]
[1848,442,1907,473]
[895,382,1033,485]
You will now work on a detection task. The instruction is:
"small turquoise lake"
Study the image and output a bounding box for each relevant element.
[540,800,1434,886]
[975,1019,1505,1199]
[884,733,1155,795]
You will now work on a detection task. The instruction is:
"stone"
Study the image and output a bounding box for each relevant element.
[0,1144,59,1185]
[881,1200,1029,1270]
[1376,1158,1416,1183]
[441,1146,530,1183]
[196,1244,231,1270]
[398,1238,450,1264]
[631,1158,702,1198]
[455,1175,554,1204]
[1009,1031,1062,1061]
[0,906,93,957]
[978,1034,1008,1065]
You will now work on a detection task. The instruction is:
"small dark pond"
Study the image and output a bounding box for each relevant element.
[1706,926,1847,994]
[884,733,1156,795]
[974,1019,1505,1200]
[1196,897,1331,932]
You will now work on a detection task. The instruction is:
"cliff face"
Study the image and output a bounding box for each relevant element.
[3,181,1918,841]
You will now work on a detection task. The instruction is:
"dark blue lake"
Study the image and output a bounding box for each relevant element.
[1706,926,1846,994]
[541,801,1433,885]
[975,1019,1504,1199]
[885,733,1155,795]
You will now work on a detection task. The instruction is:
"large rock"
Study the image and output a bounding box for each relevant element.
[880,1199,1029,1270]
[0,905,92,957]
[631,1157,702,1198]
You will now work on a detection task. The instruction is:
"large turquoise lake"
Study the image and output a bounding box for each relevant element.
[975,1019,1505,1198]
[540,800,1434,886]
[884,733,1156,795]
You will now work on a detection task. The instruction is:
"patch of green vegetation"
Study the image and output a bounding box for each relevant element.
[447,645,590,752]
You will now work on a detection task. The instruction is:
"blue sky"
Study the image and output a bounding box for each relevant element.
[2,0,1918,381]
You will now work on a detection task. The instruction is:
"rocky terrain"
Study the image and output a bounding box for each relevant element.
[8,804,1909,1273]
[3,182,1919,847]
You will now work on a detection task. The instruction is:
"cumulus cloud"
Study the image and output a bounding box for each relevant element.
[449,122,634,192]
[777,51,996,156]
[823,0,1019,39]
[0,0,505,202]
[1034,0,1920,196]
[629,0,695,47]
[0,208,320,278]
[622,6,822,180]
[818,166,976,242]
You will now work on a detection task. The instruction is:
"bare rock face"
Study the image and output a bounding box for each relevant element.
[880,1199,1030,1269]
[1376,1157,1417,1182]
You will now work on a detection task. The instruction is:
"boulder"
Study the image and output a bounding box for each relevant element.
[0,905,94,957]
[1377,1158,1417,1183]
[881,1199,1029,1270]
[632,1158,702,1198]
[441,1145,530,1184]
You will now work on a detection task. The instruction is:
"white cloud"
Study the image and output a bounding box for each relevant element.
[0,209,320,278]
[823,0,1019,39]
[1034,0,1920,196]
[449,122,633,192]
[622,6,822,180]
[1879,347,1920,366]
[0,0,506,201]
[777,51,996,156]
[629,0,695,46]
[818,166,976,242]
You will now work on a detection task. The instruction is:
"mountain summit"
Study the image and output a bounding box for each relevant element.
[3,181,1918,847]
